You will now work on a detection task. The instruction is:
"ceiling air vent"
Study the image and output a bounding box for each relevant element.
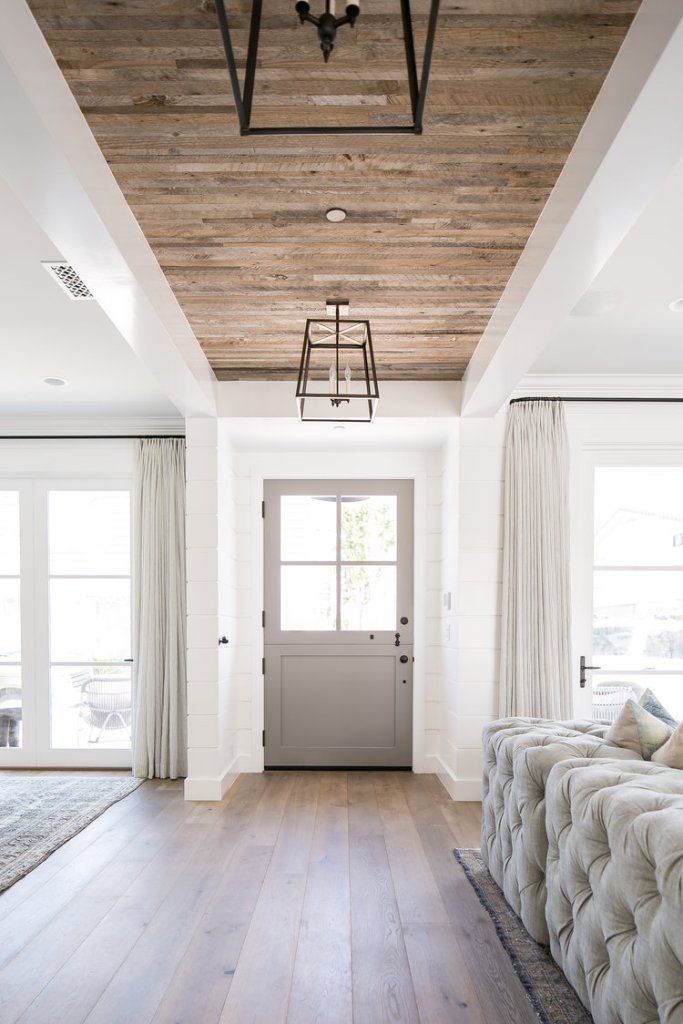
[42,261,93,300]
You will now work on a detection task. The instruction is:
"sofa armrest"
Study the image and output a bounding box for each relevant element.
[545,759,683,1024]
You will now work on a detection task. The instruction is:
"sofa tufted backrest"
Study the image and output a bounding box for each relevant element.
[545,760,683,1024]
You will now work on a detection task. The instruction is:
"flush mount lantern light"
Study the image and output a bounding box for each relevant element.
[214,0,439,135]
[296,300,379,423]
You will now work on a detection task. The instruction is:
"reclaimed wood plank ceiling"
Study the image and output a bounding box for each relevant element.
[28,0,639,380]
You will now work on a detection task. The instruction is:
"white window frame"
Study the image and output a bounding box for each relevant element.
[573,444,683,719]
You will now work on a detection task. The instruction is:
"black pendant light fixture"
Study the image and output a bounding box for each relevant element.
[294,0,360,63]
[214,0,439,136]
[296,301,379,423]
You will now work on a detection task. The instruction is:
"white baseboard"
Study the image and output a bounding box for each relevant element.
[183,754,242,801]
[434,755,482,802]
[413,753,439,774]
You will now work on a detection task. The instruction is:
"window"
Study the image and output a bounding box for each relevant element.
[48,491,132,749]
[0,492,21,748]
[279,493,398,631]
[592,466,683,718]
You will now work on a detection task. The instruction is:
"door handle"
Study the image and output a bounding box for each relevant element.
[579,655,601,688]
[218,636,229,645]
[394,633,401,647]
[400,655,409,664]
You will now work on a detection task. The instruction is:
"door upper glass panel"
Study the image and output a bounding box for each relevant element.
[341,495,397,561]
[278,492,400,632]
[281,495,336,561]
[341,565,396,630]
[281,566,337,631]
[49,491,130,575]
[0,492,20,575]
[594,467,683,566]
[0,579,21,662]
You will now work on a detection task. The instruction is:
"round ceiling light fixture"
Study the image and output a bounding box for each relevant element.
[325,208,347,223]
[668,298,683,312]
[42,376,68,387]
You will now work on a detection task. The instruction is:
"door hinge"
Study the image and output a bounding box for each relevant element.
[262,656,265,674]
[262,729,265,747]
[261,609,265,628]
[261,500,265,518]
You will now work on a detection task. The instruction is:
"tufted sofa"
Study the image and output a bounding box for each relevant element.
[545,759,683,1024]
[482,717,638,942]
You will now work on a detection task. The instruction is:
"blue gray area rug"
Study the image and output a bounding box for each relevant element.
[0,773,142,894]
[454,848,593,1024]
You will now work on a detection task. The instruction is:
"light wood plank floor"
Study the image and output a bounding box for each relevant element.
[0,772,538,1024]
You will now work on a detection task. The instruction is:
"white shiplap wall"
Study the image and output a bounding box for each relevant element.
[184,416,508,801]
[185,418,242,800]
[437,413,506,800]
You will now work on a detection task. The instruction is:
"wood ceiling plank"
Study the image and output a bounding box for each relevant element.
[27,0,639,380]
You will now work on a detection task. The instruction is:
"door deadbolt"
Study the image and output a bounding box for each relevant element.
[400,616,409,625]
[400,654,409,664]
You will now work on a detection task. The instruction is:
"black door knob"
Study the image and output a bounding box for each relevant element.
[218,636,229,645]
[400,616,409,625]
[399,654,409,664]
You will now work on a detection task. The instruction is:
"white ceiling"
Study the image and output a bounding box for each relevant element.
[532,156,683,376]
[0,177,180,419]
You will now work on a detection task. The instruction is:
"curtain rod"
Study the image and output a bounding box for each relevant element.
[0,434,186,440]
[509,397,683,405]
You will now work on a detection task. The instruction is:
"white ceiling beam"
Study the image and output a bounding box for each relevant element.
[460,0,683,417]
[0,0,216,419]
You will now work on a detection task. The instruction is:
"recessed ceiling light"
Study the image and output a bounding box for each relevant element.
[333,425,346,431]
[569,290,619,317]
[669,298,683,312]
[325,208,347,223]
[42,377,68,387]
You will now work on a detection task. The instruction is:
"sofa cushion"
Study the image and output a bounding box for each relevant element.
[604,698,673,758]
[545,760,683,1024]
[652,722,683,769]
[638,687,678,728]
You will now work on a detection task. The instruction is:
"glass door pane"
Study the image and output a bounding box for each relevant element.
[265,480,412,646]
[48,490,132,751]
[0,492,21,750]
[589,466,683,722]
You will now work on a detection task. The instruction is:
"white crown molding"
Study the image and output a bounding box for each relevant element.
[0,415,185,437]
[515,374,683,399]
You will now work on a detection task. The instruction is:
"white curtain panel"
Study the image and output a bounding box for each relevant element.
[132,438,187,779]
[500,399,572,719]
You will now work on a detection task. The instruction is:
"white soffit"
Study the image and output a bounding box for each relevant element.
[0,0,216,419]
[216,381,460,451]
[460,0,683,415]
[0,178,181,419]
[532,157,683,375]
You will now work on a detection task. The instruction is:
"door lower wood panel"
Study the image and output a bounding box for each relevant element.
[265,645,412,767]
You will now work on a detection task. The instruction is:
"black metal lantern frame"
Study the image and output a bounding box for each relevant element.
[214,0,440,136]
[296,301,379,423]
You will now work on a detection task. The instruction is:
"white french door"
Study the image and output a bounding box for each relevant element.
[574,451,683,722]
[0,479,132,768]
